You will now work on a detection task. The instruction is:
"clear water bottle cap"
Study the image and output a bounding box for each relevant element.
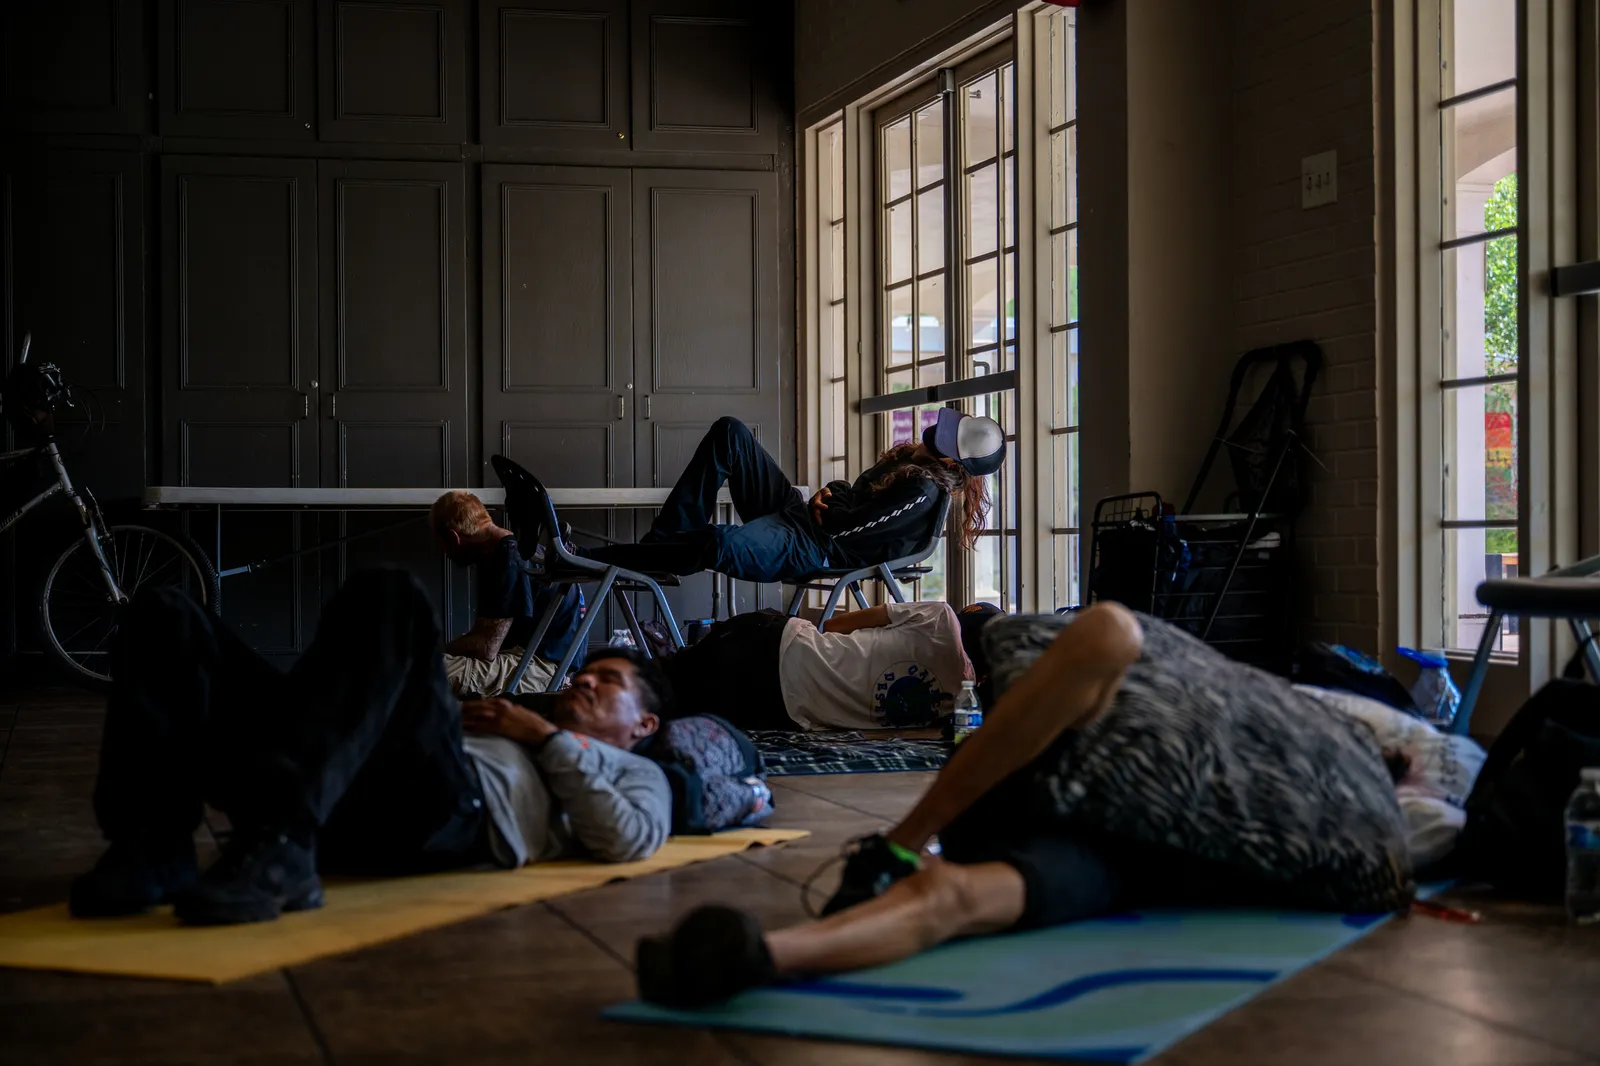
[960,679,977,690]
[1583,767,1600,783]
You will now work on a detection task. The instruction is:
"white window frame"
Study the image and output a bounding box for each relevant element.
[1394,0,1579,699]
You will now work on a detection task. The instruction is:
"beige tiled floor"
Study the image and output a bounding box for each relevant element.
[0,686,1593,1066]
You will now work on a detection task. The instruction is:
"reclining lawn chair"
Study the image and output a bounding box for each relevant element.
[783,495,951,630]
[1456,553,1600,735]
[491,455,685,694]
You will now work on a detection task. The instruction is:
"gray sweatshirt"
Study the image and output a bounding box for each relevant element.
[463,731,671,866]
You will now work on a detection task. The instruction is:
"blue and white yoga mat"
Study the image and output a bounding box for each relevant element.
[607,906,1402,1063]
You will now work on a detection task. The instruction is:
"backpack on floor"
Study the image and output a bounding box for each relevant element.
[1456,679,1600,897]
[1292,642,1421,716]
[633,713,772,834]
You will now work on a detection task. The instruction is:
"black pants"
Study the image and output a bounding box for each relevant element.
[939,736,1283,929]
[658,609,793,730]
[588,417,830,582]
[95,569,488,875]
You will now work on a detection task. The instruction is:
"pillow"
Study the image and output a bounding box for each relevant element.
[633,713,772,835]
[982,612,1415,913]
[1295,685,1486,807]
[1396,789,1467,870]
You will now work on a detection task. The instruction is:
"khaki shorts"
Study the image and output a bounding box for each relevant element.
[444,648,557,697]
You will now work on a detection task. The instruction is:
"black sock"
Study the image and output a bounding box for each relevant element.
[637,905,776,1008]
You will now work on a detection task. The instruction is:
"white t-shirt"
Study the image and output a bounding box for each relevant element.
[777,602,974,731]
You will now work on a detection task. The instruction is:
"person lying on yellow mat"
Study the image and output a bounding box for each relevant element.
[69,569,673,926]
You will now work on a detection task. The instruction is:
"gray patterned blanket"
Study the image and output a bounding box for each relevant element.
[984,613,1415,912]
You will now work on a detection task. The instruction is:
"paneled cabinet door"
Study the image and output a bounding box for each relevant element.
[479,0,628,151]
[318,159,467,629]
[7,152,146,499]
[159,0,316,139]
[481,164,634,550]
[633,168,782,614]
[319,0,468,144]
[317,159,467,490]
[630,0,783,155]
[161,155,320,658]
[161,156,319,488]
[2,0,146,135]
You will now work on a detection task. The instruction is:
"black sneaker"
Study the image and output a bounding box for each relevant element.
[818,834,921,917]
[635,905,777,1009]
[69,837,199,918]
[173,827,324,926]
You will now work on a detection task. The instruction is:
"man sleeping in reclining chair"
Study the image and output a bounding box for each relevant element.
[633,604,1417,1007]
[429,406,1003,699]
[68,570,675,926]
[584,410,1005,583]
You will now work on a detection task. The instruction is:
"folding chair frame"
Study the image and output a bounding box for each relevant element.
[491,455,685,695]
[1457,552,1600,734]
[784,496,950,630]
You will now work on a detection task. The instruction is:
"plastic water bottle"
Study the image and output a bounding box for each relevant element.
[1566,768,1600,925]
[1397,647,1462,728]
[609,628,636,649]
[952,681,983,744]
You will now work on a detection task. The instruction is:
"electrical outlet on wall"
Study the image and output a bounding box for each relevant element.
[1301,151,1338,209]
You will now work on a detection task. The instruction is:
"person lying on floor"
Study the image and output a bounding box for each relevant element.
[656,601,1002,732]
[583,410,1003,583]
[431,489,584,695]
[69,570,672,927]
[632,604,1416,1008]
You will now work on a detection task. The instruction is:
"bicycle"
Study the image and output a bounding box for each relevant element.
[2,334,218,683]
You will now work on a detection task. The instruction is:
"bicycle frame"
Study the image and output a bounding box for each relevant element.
[0,439,125,604]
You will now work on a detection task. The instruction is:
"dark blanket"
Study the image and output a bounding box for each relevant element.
[748,730,949,776]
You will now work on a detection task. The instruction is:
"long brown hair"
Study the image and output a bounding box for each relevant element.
[870,442,991,550]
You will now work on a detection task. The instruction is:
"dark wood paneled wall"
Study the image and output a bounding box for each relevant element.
[0,0,795,663]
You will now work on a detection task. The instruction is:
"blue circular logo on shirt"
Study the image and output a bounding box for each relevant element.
[874,662,950,727]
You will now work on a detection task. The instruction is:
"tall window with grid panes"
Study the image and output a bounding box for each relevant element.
[1043,6,1079,608]
[811,12,1080,613]
[816,121,848,490]
[960,59,1021,612]
[878,86,952,599]
[1429,0,1521,654]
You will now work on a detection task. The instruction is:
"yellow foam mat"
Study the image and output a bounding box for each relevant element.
[0,828,809,984]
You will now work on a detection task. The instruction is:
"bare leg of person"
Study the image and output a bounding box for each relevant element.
[887,602,1143,854]
[633,605,1142,1008]
[635,860,1028,1007]
[767,860,1025,975]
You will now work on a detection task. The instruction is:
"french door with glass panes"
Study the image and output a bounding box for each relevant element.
[1419,0,1598,693]
[872,43,1020,610]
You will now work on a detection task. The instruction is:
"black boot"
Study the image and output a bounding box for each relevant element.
[636,905,777,1009]
[173,827,324,926]
[69,836,199,918]
[819,833,921,916]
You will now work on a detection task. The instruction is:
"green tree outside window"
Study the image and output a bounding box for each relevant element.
[1482,173,1518,555]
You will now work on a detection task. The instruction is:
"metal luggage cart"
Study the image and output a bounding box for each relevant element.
[1086,492,1294,673]
[1086,341,1320,675]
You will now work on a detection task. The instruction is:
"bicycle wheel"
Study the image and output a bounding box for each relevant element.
[42,524,220,684]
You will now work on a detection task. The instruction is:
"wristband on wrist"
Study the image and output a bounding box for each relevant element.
[886,840,923,868]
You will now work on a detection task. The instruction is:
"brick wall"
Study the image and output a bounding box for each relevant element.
[1229,0,1382,651]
